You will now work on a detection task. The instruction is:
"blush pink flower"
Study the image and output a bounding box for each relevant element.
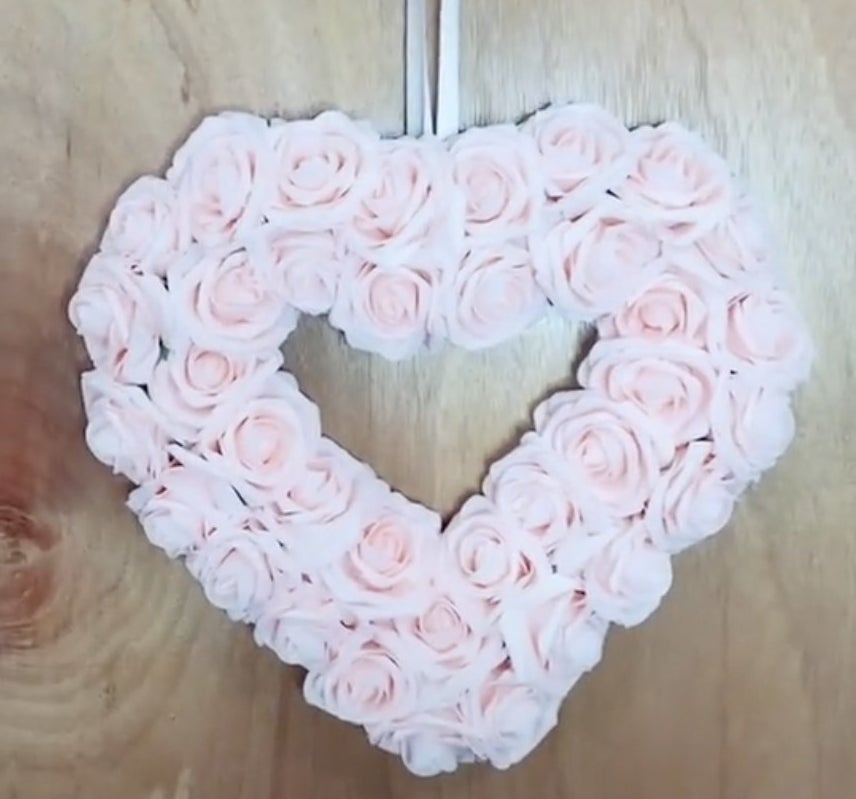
[711,374,796,482]
[645,442,743,553]
[534,390,674,517]
[303,634,418,726]
[329,260,440,360]
[583,523,673,627]
[532,200,663,320]
[267,110,378,229]
[722,283,813,389]
[524,103,636,218]
[169,111,272,245]
[250,225,344,315]
[615,122,733,244]
[178,372,321,502]
[443,241,547,349]
[450,124,543,241]
[80,370,170,484]
[127,463,245,558]
[168,244,297,354]
[578,338,719,444]
[346,137,459,265]
[321,492,441,620]
[185,525,288,622]
[101,176,187,275]
[441,496,551,610]
[68,252,167,385]
[148,343,282,440]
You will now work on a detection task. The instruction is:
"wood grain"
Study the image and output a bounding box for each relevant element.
[0,1,854,797]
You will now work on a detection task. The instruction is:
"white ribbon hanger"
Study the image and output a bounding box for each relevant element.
[404,0,460,138]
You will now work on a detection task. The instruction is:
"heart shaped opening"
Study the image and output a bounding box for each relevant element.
[284,314,595,520]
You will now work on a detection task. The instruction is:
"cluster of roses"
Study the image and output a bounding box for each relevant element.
[68,103,811,776]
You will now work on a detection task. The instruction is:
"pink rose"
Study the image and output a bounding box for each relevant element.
[533,390,674,517]
[483,433,601,556]
[80,370,170,484]
[168,244,297,354]
[185,524,288,622]
[645,442,743,553]
[597,268,723,349]
[367,709,477,777]
[251,225,344,315]
[320,491,441,619]
[68,252,166,384]
[711,374,796,481]
[583,523,673,627]
[461,668,560,769]
[450,124,543,241]
[441,496,551,610]
[267,110,378,230]
[532,201,663,320]
[169,111,272,246]
[578,338,719,444]
[346,137,460,265]
[180,371,321,502]
[500,574,609,693]
[127,463,245,558]
[253,578,351,671]
[303,634,417,726]
[388,591,505,692]
[329,260,440,360]
[615,122,732,244]
[148,342,282,440]
[524,103,636,218]
[443,241,547,349]
[100,176,187,275]
[722,283,813,389]
[697,192,776,280]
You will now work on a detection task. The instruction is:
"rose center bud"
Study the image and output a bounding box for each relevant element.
[236,416,289,470]
[292,153,334,193]
[362,523,408,575]
[188,350,232,391]
[420,604,461,652]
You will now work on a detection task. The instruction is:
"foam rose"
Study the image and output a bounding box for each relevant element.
[389,590,505,694]
[483,432,596,557]
[303,634,417,726]
[697,192,776,280]
[584,523,673,627]
[443,241,547,349]
[101,176,187,275]
[450,124,543,241]
[532,200,663,320]
[69,252,167,385]
[500,574,609,693]
[148,342,282,441]
[251,225,343,315]
[615,122,733,244]
[321,491,441,620]
[346,136,460,265]
[80,370,170,484]
[722,283,813,389]
[645,442,743,553]
[462,668,561,769]
[579,338,718,444]
[597,268,721,348]
[329,260,440,360]
[180,371,321,503]
[268,110,378,230]
[711,374,796,482]
[253,578,351,671]
[168,244,297,354]
[127,463,245,558]
[525,103,635,218]
[169,111,272,246]
[442,496,551,610]
[185,524,289,622]
[534,390,674,517]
